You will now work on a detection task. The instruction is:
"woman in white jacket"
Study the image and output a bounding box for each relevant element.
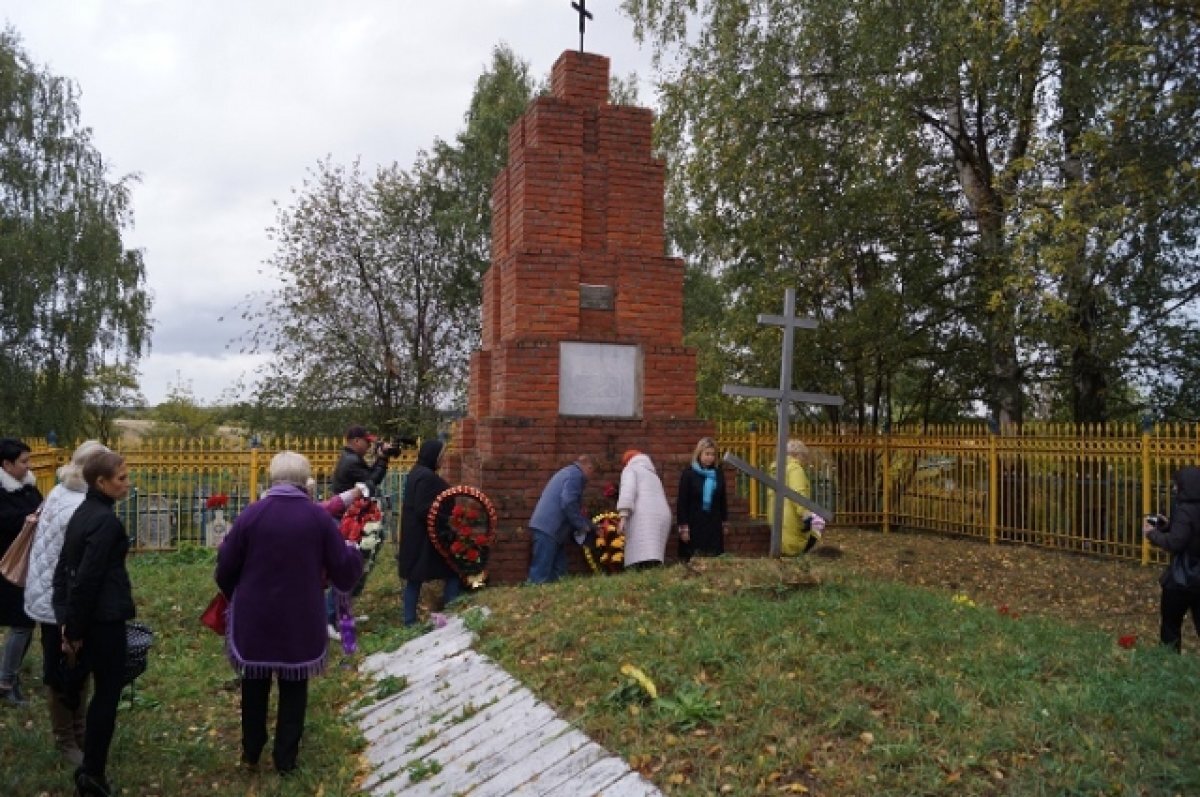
[24,440,107,765]
[617,450,672,569]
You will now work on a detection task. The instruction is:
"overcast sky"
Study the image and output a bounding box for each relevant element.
[1,0,659,404]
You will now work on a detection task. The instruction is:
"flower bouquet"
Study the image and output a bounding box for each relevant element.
[205,493,230,547]
[427,485,498,589]
[584,511,624,574]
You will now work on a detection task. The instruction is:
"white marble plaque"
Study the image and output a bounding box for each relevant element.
[559,342,641,417]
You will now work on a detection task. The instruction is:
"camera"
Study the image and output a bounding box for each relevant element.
[1145,514,1167,530]
[377,434,417,458]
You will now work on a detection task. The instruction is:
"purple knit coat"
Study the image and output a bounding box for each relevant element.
[215,484,363,679]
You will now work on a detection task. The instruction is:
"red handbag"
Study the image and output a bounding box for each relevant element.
[200,592,228,635]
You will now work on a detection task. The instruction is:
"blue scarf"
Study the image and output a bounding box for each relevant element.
[692,462,718,511]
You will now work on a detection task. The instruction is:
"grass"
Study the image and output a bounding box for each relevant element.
[3,544,1198,796]
[0,543,423,797]
[463,557,1200,796]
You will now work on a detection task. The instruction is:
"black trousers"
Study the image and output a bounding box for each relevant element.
[1160,587,1200,651]
[241,675,308,772]
[81,621,126,781]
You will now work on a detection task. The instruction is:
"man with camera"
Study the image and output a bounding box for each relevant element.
[331,425,397,494]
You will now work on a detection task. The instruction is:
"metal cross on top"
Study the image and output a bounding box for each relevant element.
[722,288,844,557]
[571,0,593,53]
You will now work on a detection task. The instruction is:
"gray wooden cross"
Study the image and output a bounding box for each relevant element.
[571,0,593,53]
[722,288,844,556]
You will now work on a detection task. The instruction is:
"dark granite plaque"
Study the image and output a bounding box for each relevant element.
[579,283,614,310]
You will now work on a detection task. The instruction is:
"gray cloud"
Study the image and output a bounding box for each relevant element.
[2,0,658,402]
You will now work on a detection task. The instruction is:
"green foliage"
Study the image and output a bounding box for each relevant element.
[148,377,222,438]
[0,28,151,439]
[83,363,145,446]
[405,757,442,783]
[627,0,1200,426]
[244,46,535,437]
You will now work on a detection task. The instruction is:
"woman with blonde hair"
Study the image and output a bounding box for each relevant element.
[216,451,363,774]
[25,440,109,764]
[776,439,825,555]
[676,437,728,559]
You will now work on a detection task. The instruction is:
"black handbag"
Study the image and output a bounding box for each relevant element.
[1165,553,1200,590]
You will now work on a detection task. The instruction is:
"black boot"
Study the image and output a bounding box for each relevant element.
[74,766,114,797]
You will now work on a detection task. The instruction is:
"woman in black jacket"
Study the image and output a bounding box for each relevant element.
[1144,465,1200,652]
[676,437,728,560]
[398,440,461,625]
[52,450,135,797]
[0,437,42,707]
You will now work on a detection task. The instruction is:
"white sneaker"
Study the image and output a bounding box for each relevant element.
[327,624,340,641]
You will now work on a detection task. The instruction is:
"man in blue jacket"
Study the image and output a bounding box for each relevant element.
[527,455,596,584]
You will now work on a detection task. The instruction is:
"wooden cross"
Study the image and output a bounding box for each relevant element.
[722,288,843,556]
[571,0,593,53]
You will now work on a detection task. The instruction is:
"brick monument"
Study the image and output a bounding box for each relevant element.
[444,51,763,582]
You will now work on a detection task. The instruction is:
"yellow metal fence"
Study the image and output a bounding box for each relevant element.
[27,424,1191,565]
[29,438,418,551]
[714,421,1189,566]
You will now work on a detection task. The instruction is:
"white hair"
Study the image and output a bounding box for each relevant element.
[57,440,110,489]
[786,439,810,461]
[269,451,311,487]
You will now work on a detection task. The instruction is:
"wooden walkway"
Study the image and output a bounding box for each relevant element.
[355,616,664,796]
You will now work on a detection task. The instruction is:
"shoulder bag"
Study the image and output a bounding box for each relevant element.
[0,510,40,587]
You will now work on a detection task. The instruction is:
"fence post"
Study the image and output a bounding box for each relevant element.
[748,423,759,517]
[987,419,998,546]
[248,445,260,502]
[1141,417,1153,566]
[881,422,891,534]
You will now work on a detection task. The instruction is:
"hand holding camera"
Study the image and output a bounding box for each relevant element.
[1143,514,1167,534]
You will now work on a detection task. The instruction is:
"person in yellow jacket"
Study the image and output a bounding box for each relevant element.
[772,439,825,555]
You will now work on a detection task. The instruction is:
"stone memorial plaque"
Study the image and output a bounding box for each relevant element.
[579,283,614,310]
[559,342,641,417]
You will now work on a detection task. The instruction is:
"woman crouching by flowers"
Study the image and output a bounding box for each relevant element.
[215,452,362,775]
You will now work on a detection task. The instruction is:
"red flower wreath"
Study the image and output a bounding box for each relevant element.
[427,486,498,589]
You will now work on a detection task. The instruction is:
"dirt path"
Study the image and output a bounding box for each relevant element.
[821,527,1165,643]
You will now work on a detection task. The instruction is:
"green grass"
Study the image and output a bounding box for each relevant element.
[4,548,1198,796]
[464,558,1200,797]
[0,544,418,797]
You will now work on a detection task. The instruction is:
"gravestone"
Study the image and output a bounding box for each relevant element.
[444,50,765,582]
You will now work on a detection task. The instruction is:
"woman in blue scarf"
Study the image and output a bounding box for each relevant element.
[675,437,728,560]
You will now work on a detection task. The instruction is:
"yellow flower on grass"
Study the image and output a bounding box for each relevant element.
[620,664,658,699]
[951,593,976,608]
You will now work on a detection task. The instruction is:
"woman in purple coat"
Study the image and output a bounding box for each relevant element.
[215,451,363,775]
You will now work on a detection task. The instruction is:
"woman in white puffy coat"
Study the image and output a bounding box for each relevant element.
[617,450,672,569]
[25,440,107,765]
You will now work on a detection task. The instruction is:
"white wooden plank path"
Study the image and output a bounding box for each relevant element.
[354,616,663,797]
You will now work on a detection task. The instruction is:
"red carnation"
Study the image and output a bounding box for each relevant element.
[1117,635,1137,649]
[451,541,466,554]
[604,482,618,500]
[206,494,229,510]
[465,549,480,562]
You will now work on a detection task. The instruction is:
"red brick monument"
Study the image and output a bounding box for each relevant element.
[444,51,760,582]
